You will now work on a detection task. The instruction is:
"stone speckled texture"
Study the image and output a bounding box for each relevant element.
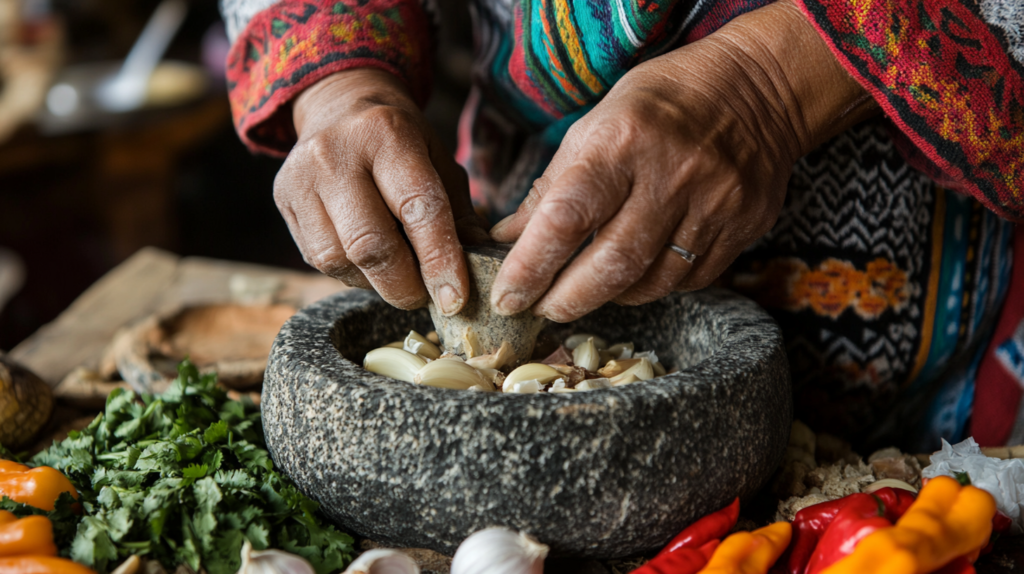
[263,288,792,558]
[428,244,547,366]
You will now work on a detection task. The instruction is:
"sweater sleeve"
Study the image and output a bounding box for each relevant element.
[793,0,1024,222]
[223,0,435,156]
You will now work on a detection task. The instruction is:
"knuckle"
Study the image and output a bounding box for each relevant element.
[397,193,443,227]
[345,229,397,271]
[593,244,649,290]
[538,196,597,241]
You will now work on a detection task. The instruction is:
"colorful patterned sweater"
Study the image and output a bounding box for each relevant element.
[220,0,1024,448]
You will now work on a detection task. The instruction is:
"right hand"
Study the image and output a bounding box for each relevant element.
[276,68,488,314]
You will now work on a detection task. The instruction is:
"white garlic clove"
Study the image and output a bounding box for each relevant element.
[404,330,442,360]
[564,334,607,350]
[342,549,420,574]
[511,379,543,393]
[634,350,659,365]
[384,341,405,349]
[607,342,634,360]
[572,338,601,372]
[653,361,666,377]
[503,364,562,392]
[597,358,640,378]
[364,348,429,383]
[414,358,490,390]
[611,373,639,386]
[549,378,566,391]
[466,341,516,370]
[576,378,612,391]
[451,527,548,574]
[610,358,654,385]
[237,540,316,574]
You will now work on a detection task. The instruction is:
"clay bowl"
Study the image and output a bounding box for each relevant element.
[263,288,791,557]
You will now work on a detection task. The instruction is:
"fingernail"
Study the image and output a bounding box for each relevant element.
[438,284,462,316]
[489,214,516,239]
[493,291,526,316]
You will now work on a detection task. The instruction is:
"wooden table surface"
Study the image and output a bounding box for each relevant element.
[8,246,347,387]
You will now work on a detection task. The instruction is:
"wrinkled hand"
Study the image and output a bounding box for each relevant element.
[489,0,877,322]
[276,68,488,314]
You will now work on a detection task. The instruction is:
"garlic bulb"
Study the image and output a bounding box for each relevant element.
[450,528,548,574]
[342,549,420,574]
[236,541,315,574]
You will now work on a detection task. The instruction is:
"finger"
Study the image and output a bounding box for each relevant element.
[489,150,632,316]
[319,163,429,310]
[530,182,689,322]
[274,177,373,290]
[675,227,747,292]
[370,118,472,315]
[613,218,720,306]
[489,120,591,243]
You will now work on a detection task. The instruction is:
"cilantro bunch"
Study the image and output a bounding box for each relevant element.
[26,361,354,574]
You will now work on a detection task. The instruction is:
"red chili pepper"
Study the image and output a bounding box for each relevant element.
[787,498,851,574]
[657,498,740,557]
[980,509,1013,556]
[870,487,916,522]
[804,493,890,574]
[634,544,716,574]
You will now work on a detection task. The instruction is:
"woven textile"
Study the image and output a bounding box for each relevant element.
[221,0,1023,447]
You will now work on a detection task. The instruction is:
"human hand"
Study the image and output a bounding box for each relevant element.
[488,0,877,322]
[275,68,489,314]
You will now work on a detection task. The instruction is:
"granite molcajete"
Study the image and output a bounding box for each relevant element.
[263,288,792,557]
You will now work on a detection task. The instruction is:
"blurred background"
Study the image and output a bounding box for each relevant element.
[0,0,473,351]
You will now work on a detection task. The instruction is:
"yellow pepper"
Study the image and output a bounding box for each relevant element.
[0,510,57,557]
[0,460,78,512]
[821,475,996,574]
[697,521,792,574]
[0,556,97,574]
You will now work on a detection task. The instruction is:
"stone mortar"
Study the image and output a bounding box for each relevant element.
[428,243,547,366]
[263,288,792,557]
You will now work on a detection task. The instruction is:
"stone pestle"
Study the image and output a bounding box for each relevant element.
[427,243,547,366]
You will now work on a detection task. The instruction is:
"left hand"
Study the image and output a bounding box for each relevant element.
[489,0,877,322]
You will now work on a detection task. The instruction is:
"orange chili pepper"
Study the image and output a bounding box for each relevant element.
[0,461,78,511]
[0,514,57,557]
[0,556,97,574]
[821,475,996,574]
[0,512,14,527]
[697,522,792,574]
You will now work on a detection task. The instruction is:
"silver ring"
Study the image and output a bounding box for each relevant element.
[667,243,697,263]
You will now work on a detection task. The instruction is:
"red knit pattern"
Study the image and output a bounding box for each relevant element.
[225,0,433,156]
[795,0,1024,222]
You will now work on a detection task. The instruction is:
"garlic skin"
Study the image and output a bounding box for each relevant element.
[236,541,315,574]
[343,549,420,574]
[450,528,548,574]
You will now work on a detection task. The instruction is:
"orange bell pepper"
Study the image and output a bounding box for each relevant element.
[0,461,78,511]
[0,512,57,557]
[821,475,996,574]
[697,522,792,574]
[0,556,97,574]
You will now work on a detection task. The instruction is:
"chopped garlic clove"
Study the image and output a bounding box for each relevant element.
[607,343,634,360]
[576,378,612,391]
[404,330,441,359]
[572,338,601,371]
[503,363,563,392]
[466,341,516,370]
[598,358,640,378]
[511,379,543,393]
[610,358,654,384]
[462,327,483,358]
